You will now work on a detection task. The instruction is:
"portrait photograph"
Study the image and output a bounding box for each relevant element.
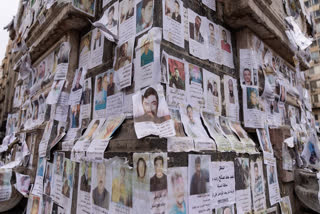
[44,163,53,196]
[165,0,182,23]
[72,68,85,92]
[37,60,46,82]
[105,2,118,30]
[168,57,185,90]
[80,78,92,105]
[80,31,92,56]
[234,158,250,191]
[54,152,64,176]
[120,0,134,24]
[79,119,102,141]
[189,63,203,86]
[188,154,210,196]
[250,160,264,195]
[41,194,52,214]
[111,165,133,207]
[169,108,185,137]
[216,205,234,214]
[72,0,96,16]
[114,40,133,70]
[57,42,70,64]
[32,100,39,121]
[94,72,107,111]
[226,78,236,104]
[208,21,218,47]
[242,68,253,86]
[133,85,171,124]
[140,38,154,67]
[150,153,168,192]
[136,0,154,34]
[36,157,45,176]
[91,162,110,210]
[189,12,204,44]
[62,159,74,198]
[257,125,273,153]
[80,161,92,193]
[246,87,259,109]
[30,196,40,214]
[221,28,231,53]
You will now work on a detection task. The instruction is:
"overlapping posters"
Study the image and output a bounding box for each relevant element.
[72,0,96,16]
[229,120,256,154]
[87,114,126,161]
[90,28,104,69]
[94,71,108,118]
[32,157,46,197]
[69,67,87,105]
[167,167,188,214]
[187,63,204,108]
[280,196,292,214]
[133,153,151,213]
[110,161,133,213]
[79,32,92,68]
[211,161,235,209]
[250,159,267,213]
[133,84,175,139]
[51,152,65,206]
[0,168,12,201]
[180,104,214,151]
[224,75,239,121]
[61,159,75,214]
[46,80,65,105]
[72,119,105,161]
[15,172,30,197]
[219,117,244,153]
[243,86,265,128]
[150,153,168,214]
[188,154,211,214]
[135,28,161,89]
[38,94,47,122]
[91,161,112,214]
[114,38,134,89]
[234,158,252,214]
[163,0,184,48]
[13,85,23,108]
[119,0,136,42]
[166,53,187,107]
[201,112,230,151]
[256,125,274,164]
[77,161,92,214]
[203,70,220,114]
[54,42,71,80]
[266,158,281,206]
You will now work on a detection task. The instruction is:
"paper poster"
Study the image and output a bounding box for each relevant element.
[133,153,151,213]
[80,77,92,120]
[169,107,186,137]
[224,75,239,121]
[215,205,235,214]
[41,194,53,214]
[119,0,136,42]
[188,9,207,59]
[90,28,104,69]
[136,0,154,36]
[105,73,124,117]
[250,159,267,213]
[91,161,111,213]
[188,155,211,214]
[61,159,75,213]
[133,85,175,139]
[43,162,53,196]
[207,20,222,64]
[87,114,126,161]
[135,28,162,90]
[187,63,204,108]
[243,86,265,128]
[167,167,188,214]
[150,153,168,214]
[211,161,235,208]
[54,42,70,80]
[77,161,92,214]
[51,153,65,206]
[219,117,243,153]
[166,54,187,107]
[38,120,54,158]
[234,158,252,214]
[240,49,258,87]
[114,38,134,89]
[229,120,256,154]
[72,119,105,161]
[220,26,234,68]
[94,71,108,118]
[45,123,66,159]
[46,80,65,105]
[79,31,92,68]
[256,125,274,164]
[15,172,30,197]
[69,67,87,105]
[26,195,41,214]
[32,157,46,197]
[266,158,281,206]
[38,94,47,122]
[203,69,221,115]
[0,168,12,201]
[201,112,231,151]
[72,0,96,16]
[111,162,133,213]
[163,0,184,48]
[280,196,292,214]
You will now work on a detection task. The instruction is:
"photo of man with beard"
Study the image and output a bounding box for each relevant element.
[92,162,109,209]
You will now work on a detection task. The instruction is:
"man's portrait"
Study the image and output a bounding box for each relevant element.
[80,120,100,141]
[115,41,132,70]
[92,163,109,209]
[183,104,208,138]
[247,87,259,109]
[30,196,40,214]
[93,29,102,51]
[120,0,134,23]
[106,5,117,29]
[169,108,185,137]
[168,58,185,90]
[242,68,252,86]
[57,42,70,64]
[80,32,91,55]
[71,104,80,128]
[141,39,154,67]
[190,156,209,195]
[38,95,46,114]
[81,79,91,105]
[150,155,167,192]
[72,68,83,92]
[221,29,231,53]
[170,0,181,23]
[37,157,44,176]
[80,162,92,193]
[38,60,46,80]
[134,87,170,124]
[280,85,286,102]
[208,23,216,46]
[253,162,263,194]
[55,153,64,176]
[213,81,219,97]
[189,64,203,85]
[73,0,95,16]
[32,100,39,120]
[189,15,204,44]
[268,165,276,184]
[216,205,234,214]
[169,170,186,214]
[95,75,107,111]
[257,127,271,153]
[136,0,154,34]
[228,79,235,104]
[107,71,116,97]
[234,158,250,190]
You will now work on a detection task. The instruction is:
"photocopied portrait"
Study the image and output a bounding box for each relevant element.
[92,162,110,210]
[188,155,210,196]
[80,161,92,193]
[189,15,204,44]
[256,125,273,154]
[54,152,64,176]
[94,72,107,112]
[136,0,154,34]
[168,57,185,90]
[114,40,133,70]
[150,154,167,192]
[234,158,250,191]
[140,38,154,67]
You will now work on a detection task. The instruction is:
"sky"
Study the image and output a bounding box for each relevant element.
[0,0,20,61]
